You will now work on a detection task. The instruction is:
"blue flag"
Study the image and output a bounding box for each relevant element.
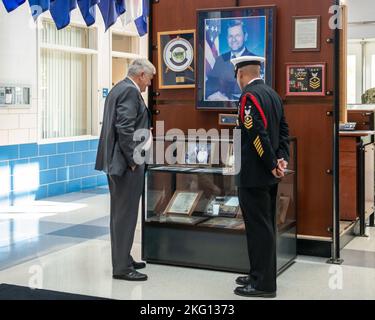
[98,0,126,31]
[2,0,25,12]
[28,0,49,21]
[77,0,99,27]
[49,0,77,30]
[134,0,148,36]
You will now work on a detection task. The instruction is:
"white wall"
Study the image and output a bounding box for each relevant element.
[0,5,38,145]
[0,3,148,146]
[346,0,375,39]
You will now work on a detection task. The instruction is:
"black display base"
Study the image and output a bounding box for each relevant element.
[297,239,332,258]
[143,224,296,274]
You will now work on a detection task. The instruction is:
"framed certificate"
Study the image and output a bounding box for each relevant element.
[292,16,320,51]
[157,30,195,89]
[286,63,326,96]
[164,191,202,216]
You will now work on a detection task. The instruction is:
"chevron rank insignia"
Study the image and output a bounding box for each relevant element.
[244,107,253,129]
[253,136,264,157]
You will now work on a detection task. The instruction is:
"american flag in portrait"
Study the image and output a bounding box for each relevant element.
[204,19,221,79]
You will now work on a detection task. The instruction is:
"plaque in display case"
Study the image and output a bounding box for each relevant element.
[163,191,202,216]
[198,217,243,229]
[205,196,240,218]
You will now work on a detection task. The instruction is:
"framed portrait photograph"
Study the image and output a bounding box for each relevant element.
[196,6,276,110]
[157,30,195,89]
[292,16,321,52]
[164,191,203,216]
[286,63,326,96]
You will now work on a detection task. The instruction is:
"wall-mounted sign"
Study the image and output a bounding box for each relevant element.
[286,63,326,96]
[0,85,31,107]
[157,30,195,89]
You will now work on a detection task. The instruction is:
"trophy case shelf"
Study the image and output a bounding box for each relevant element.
[142,138,297,273]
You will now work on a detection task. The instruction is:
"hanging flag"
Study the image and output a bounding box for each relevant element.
[28,0,49,21]
[134,0,148,36]
[121,0,141,27]
[98,0,125,31]
[2,0,25,12]
[49,0,77,30]
[77,0,99,27]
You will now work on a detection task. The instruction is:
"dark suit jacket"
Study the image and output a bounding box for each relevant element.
[95,78,151,176]
[236,79,290,188]
[205,48,255,100]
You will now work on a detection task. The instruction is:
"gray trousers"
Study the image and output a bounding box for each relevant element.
[107,164,145,276]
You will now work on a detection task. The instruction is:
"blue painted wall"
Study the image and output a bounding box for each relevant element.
[0,139,107,206]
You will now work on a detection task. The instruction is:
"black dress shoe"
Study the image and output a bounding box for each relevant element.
[236,275,252,286]
[113,270,148,281]
[132,261,146,270]
[234,285,276,298]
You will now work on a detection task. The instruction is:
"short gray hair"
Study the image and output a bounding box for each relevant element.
[127,58,156,77]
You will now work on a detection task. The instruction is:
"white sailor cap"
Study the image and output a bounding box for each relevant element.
[231,55,265,78]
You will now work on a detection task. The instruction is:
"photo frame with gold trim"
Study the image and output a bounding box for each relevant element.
[157,30,195,89]
[163,190,203,216]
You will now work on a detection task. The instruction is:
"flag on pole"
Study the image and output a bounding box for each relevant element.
[28,0,49,21]
[2,0,25,12]
[98,0,125,31]
[49,0,77,30]
[77,0,99,27]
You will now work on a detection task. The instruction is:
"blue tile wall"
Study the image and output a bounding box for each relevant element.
[0,139,106,204]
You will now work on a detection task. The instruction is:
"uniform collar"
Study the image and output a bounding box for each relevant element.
[247,77,263,86]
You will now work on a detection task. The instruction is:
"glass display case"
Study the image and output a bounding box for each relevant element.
[142,137,297,273]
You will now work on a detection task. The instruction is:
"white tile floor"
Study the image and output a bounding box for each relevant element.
[0,189,375,300]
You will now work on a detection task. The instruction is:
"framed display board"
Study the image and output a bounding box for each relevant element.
[157,30,195,89]
[292,16,321,52]
[196,5,276,110]
[286,63,326,96]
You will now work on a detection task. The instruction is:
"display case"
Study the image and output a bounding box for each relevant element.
[142,137,297,273]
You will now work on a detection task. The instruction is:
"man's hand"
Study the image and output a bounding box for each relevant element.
[272,158,288,178]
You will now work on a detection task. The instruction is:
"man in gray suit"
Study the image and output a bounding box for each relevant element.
[95,59,156,281]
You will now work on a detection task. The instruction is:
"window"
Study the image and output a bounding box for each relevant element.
[347,42,363,104]
[39,20,97,139]
[371,54,375,89]
[111,31,141,86]
[347,55,357,104]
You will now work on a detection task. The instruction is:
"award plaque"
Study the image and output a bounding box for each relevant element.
[292,16,321,52]
[286,63,326,96]
[157,30,195,89]
[164,191,202,216]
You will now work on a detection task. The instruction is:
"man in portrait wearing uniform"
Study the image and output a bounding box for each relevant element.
[231,56,290,298]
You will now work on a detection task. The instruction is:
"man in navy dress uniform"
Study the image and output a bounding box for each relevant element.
[231,56,290,298]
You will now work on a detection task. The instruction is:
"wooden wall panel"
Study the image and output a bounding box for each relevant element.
[150,0,336,237]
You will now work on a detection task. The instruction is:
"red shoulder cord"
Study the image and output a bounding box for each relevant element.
[240,93,268,129]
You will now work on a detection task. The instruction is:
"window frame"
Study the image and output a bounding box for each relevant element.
[37,18,99,143]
